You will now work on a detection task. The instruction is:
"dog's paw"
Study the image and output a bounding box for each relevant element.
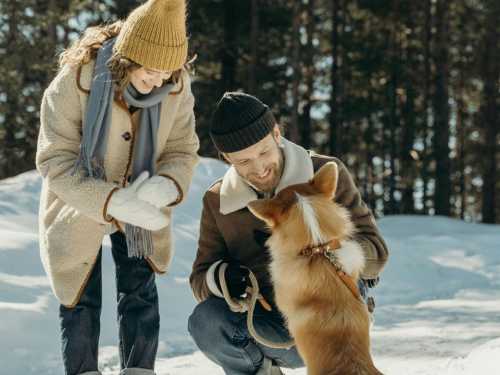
[335,240,366,276]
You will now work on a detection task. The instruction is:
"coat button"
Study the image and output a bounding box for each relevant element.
[122,131,131,141]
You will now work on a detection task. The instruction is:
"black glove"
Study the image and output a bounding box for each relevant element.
[363,277,380,288]
[215,261,250,299]
[359,278,378,313]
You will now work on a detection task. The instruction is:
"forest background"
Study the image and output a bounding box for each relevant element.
[0,0,498,223]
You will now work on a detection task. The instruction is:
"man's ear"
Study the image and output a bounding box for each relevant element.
[273,124,282,140]
[310,161,339,198]
[247,199,279,227]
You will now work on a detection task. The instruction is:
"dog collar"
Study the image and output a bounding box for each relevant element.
[298,238,362,301]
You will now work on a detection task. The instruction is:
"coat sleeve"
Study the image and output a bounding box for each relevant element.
[189,191,229,302]
[156,71,200,206]
[335,160,389,279]
[36,65,120,224]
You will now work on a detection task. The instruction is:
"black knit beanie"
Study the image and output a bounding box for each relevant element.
[210,92,276,153]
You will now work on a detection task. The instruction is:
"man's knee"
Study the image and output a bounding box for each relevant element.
[188,297,234,346]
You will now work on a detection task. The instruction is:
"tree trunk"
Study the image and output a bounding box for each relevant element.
[456,92,467,220]
[329,0,342,155]
[248,0,259,93]
[480,0,500,223]
[221,0,238,92]
[289,0,302,143]
[456,10,468,220]
[1,2,20,178]
[365,93,376,210]
[432,0,451,216]
[401,4,416,214]
[300,0,314,149]
[386,4,400,215]
[421,0,433,214]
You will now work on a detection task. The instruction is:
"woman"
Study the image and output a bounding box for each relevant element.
[36,1,199,374]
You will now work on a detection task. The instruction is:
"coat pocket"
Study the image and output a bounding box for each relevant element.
[45,205,104,267]
[42,196,67,230]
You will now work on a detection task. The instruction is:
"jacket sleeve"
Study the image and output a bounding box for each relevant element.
[36,65,120,224]
[156,71,200,206]
[189,191,229,302]
[335,160,389,279]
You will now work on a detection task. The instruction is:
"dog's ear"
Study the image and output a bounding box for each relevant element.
[311,161,338,198]
[247,199,279,227]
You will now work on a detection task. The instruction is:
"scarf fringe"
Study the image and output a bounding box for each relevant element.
[125,223,154,259]
[72,147,106,180]
[71,143,89,177]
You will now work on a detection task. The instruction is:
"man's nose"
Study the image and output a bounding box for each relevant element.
[254,161,267,176]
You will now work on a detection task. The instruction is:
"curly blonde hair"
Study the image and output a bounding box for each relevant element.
[59,21,189,91]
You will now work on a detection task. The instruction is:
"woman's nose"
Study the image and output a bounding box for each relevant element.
[151,75,163,88]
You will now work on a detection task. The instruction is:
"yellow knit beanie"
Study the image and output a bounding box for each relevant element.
[114,0,188,72]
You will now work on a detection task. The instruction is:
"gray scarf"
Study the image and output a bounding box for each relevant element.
[73,37,174,258]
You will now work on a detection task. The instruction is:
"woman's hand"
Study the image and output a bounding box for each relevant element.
[107,171,169,231]
[136,175,179,208]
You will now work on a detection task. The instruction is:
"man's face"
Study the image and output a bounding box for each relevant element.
[224,126,284,193]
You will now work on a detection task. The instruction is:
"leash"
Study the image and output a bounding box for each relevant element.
[218,239,363,350]
[218,263,295,350]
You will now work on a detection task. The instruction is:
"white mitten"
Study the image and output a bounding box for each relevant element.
[107,171,169,231]
[136,175,179,208]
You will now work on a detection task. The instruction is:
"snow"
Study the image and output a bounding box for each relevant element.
[0,158,499,374]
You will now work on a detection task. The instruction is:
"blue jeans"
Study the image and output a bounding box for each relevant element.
[59,231,159,375]
[188,280,373,375]
[188,297,304,375]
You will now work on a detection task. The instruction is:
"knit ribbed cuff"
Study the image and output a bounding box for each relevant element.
[206,260,224,298]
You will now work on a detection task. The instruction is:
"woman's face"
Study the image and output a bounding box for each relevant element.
[129,67,172,94]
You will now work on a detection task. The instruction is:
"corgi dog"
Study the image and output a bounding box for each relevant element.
[248,162,383,375]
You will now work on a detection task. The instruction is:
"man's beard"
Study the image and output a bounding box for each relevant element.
[244,154,284,194]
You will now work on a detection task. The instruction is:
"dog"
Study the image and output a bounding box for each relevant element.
[248,161,383,375]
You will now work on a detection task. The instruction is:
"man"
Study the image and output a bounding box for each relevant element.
[188,92,388,375]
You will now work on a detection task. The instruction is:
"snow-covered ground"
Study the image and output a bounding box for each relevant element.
[1,158,499,374]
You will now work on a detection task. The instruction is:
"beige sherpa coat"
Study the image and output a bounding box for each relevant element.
[36,60,200,307]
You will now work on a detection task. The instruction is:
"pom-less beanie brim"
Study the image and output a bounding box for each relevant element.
[210,92,277,153]
[210,109,276,153]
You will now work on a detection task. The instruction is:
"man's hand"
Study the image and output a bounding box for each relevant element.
[359,277,378,313]
[215,261,250,300]
[363,277,379,288]
[137,175,179,208]
[107,171,169,231]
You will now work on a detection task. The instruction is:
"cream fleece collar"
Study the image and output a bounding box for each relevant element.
[219,138,314,215]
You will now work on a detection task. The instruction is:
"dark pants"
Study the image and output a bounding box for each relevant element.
[188,281,372,375]
[59,231,159,375]
[188,297,304,375]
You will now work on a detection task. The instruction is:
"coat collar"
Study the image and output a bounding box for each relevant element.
[219,138,314,215]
